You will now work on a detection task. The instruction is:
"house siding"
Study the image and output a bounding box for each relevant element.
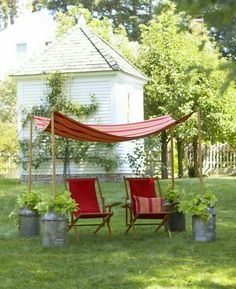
[18,72,144,179]
[111,74,144,173]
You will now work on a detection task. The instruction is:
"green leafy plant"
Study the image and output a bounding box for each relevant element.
[35,191,78,215]
[178,191,217,222]
[17,191,41,211]
[162,185,186,212]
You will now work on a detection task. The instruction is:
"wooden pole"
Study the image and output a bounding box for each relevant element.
[170,129,175,189]
[198,110,204,194]
[51,109,56,197]
[28,116,33,194]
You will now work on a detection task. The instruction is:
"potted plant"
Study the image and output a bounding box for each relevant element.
[163,185,186,232]
[178,191,217,242]
[35,191,77,247]
[17,191,41,238]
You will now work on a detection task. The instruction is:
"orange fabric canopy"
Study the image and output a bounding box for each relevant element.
[34,111,193,143]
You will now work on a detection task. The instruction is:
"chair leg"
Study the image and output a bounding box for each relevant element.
[125,207,128,226]
[93,215,112,235]
[155,215,172,238]
[68,218,79,240]
[106,218,112,237]
[125,207,133,233]
[166,222,171,238]
[131,218,136,239]
[71,216,79,240]
[73,223,79,240]
[155,220,164,233]
[125,216,137,236]
[125,223,133,234]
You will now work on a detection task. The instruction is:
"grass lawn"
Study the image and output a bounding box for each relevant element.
[0,177,235,289]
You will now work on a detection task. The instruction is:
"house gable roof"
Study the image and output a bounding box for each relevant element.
[12,24,147,81]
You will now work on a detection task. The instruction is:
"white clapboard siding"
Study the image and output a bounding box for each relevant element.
[18,72,145,176]
[110,76,144,173]
[17,79,47,140]
[67,76,113,123]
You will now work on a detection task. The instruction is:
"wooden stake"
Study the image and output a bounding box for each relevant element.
[51,109,56,197]
[28,116,33,194]
[198,110,204,194]
[170,129,175,189]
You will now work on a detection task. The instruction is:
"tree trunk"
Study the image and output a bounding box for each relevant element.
[161,131,168,179]
[192,136,199,177]
[149,0,153,20]
[177,138,184,178]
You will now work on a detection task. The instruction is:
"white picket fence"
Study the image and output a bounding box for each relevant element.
[0,144,236,178]
[185,143,236,175]
[202,144,236,174]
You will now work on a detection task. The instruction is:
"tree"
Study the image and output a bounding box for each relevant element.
[32,0,156,40]
[20,72,121,177]
[210,18,236,61]
[0,78,17,158]
[0,78,16,122]
[171,0,236,28]
[137,2,236,178]
[168,0,236,62]
[0,0,18,29]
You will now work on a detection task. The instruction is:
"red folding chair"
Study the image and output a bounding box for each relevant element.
[124,177,171,238]
[65,177,120,238]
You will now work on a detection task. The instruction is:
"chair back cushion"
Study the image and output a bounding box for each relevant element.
[132,195,163,215]
[68,178,100,214]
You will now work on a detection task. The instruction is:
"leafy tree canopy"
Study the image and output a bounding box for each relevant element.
[138,2,236,145]
[0,0,18,29]
[171,0,236,28]
[32,0,156,40]
[0,78,17,157]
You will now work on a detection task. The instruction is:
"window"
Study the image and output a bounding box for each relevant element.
[16,43,27,58]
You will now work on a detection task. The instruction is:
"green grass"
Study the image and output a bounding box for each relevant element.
[0,177,236,289]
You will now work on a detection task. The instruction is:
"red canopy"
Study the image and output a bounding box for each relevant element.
[34,111,193,142]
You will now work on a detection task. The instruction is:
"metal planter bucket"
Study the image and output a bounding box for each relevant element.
[169,212,186,232]
[192,208,216,242]
[42,211,68,247]
[18,207,40,238]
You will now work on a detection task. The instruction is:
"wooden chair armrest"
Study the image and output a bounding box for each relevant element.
[120,201,132,209]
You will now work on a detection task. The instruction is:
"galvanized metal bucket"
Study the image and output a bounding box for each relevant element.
[18,207,40,238]
[42,212,68,247]
[192,208,216,242]
[169,212,186,232]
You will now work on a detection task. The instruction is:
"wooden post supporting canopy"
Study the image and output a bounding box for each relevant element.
[170,129,175,189]
[198,110,204,194]
[28,116,33,194]
[51,109,56,197]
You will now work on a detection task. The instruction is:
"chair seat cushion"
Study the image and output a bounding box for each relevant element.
[132,195,163,214]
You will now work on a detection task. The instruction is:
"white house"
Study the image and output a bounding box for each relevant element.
[0,10,56,81]
[12,24,148,181]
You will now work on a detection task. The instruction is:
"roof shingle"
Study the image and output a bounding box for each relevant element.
[12,25,147,80]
